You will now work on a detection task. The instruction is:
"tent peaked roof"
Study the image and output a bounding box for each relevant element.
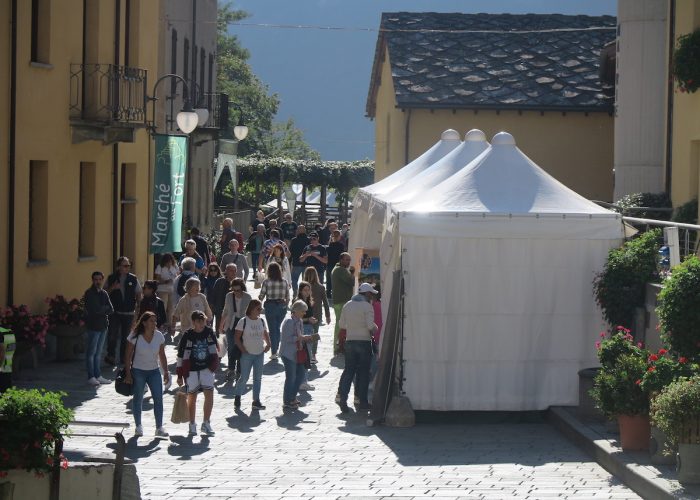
[407,132,615,216]
[363,129,461,196]
[383,129,490,204]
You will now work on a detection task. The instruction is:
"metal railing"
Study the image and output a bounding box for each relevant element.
[69,64,148,124]
[201,92,229,130]
[622,216,700,259]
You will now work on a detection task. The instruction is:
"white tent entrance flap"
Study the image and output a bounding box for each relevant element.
[383,132,623,411]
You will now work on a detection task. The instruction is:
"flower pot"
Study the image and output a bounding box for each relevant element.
[617,414,651,451]
[677,443,700,484]
[49,325,85,362]
[11,340,38,373]
[650,425,676,465]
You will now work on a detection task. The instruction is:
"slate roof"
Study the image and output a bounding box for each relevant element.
[366,12,616,117]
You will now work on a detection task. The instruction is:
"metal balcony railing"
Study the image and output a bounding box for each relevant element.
[201,92,229,130]
[69,63,148,125]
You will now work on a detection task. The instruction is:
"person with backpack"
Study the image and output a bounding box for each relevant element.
[232,299,271,410]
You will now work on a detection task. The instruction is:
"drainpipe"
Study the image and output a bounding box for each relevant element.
[7,0,17,305]
[403,109,412,165]
[665,0,676,198]
[112,0,121,265]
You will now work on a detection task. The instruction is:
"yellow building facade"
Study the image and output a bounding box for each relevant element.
[671,0,700,216]
[0,0,161,310]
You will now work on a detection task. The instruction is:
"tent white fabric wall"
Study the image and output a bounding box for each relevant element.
[381,132,623,411]
[349,129,461,253]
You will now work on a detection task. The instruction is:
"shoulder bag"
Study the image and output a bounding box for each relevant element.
[115,336,138,396]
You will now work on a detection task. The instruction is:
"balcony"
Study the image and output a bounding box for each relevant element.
[200,92,229,131]
[69,63,148,144]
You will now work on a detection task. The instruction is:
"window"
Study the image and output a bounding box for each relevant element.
[120,163,137,265]
[31,0,51,64]
[28,161,49,262]
[183,38,190,89]
[79,162,96,257]
[207,53,213,95]
[200,47,206,95]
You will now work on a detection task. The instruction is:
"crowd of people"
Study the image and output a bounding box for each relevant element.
[68,212,382,439]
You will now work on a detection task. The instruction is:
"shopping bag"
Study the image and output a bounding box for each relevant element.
[170,388,189,424]
[217,334,227,359]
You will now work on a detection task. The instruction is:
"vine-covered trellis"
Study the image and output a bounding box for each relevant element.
[230,155,375,222]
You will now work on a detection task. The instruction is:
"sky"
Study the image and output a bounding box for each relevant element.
[230,1,617,161]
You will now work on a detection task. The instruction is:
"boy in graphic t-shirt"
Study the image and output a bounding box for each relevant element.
[176,310,219,436]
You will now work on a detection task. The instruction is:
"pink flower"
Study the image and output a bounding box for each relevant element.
[595,341,601,350]
[599,332,606,338]
[635,379,641,385]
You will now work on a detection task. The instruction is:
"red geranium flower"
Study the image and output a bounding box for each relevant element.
[679,357,688,364]
[647,366,656,372]
[648,354,659,362]
[658,348,668,355]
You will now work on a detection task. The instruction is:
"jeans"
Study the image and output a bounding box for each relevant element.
[291,266,305,295]
[338,340,372,404]
[85,329,107,379]
[264,301,287,354]
[107,313,134,364]
[234,352,264,400]
[225,327,241,375]
[131,368,163,428]
[282,356,306,403]
[251,253,260,275]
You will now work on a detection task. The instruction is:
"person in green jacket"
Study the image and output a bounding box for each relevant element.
[330,253,355,355]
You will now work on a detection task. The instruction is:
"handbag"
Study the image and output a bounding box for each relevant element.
[114,336,138,396]
[170,388,189,424]
[296,345,309,365]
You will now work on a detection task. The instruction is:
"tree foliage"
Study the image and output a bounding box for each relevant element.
[261,118,321,161]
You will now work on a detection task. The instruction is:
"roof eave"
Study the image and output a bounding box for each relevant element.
[395,102,614,114]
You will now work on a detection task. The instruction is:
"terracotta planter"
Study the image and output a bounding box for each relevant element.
[677,443,700,483]
[618,414,651,451]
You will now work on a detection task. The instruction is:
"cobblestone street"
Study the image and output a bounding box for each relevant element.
[12,282,640,500]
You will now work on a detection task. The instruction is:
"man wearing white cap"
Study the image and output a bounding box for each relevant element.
[335,282,378,413]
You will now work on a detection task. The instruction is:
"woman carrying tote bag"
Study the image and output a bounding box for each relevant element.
[124,311,170,438]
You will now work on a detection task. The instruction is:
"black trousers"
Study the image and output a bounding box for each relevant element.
[107,313,134,363]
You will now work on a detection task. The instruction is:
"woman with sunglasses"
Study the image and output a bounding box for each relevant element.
[232,299,271,410]
[220,278,252,380]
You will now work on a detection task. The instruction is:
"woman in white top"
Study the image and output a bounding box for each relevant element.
[265,243,292,288]
[124,311,170,438]
[220,278,252,380]
[233,299,271,410]
[154,253,179,334]
[172,278,212,334]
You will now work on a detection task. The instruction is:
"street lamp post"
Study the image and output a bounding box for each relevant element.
[146,73,209,134]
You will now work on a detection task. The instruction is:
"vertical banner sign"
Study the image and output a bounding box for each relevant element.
[150,134,187,253]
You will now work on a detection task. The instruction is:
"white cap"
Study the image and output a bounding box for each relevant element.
[358,283,378,294]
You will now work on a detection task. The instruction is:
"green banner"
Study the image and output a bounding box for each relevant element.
[150,134,187,253]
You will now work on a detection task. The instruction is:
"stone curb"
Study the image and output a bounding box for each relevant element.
[548,406,698,500]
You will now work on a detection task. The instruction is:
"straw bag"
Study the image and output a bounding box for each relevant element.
[170,388,189,424]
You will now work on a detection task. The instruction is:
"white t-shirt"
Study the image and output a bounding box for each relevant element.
[127,330,165,370]
[155,265,179,294]
[234,317,266,355]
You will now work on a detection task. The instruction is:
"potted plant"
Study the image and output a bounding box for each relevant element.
[0,388,73,479]
[673,29,700,94]
[591,329,651,450]
[651,376,700,483]
[45,295,85,361]
[641,349,699,463]
[0,306,49,372]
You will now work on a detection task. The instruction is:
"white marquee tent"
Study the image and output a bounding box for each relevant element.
[376,132,624,411]
[350,129,462,253]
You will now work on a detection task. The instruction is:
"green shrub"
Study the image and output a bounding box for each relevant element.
[673,29,700,94]
[657,255,700,360]
[593,229,661,329]
[0,388,73,475]
[651,376,700,444]
[616,192,672,220]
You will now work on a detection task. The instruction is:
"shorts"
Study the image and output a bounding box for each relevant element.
[185,369,215,394]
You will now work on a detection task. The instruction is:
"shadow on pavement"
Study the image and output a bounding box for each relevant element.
[275,408,309,430]
[226,409,263,433]
[167,435,211,460]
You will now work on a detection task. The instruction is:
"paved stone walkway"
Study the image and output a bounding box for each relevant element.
[14,284,640,499]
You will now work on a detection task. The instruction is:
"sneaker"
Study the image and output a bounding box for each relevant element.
[234,395,241,408]
[252,400,266,410]
[97,376,112,384]
[299,383,315,391]
[155,427,169,439]
[104,356,116,366]
[201,421,215,436]
[87,377,100,386]
[134,425,144,437]
[270,353,279,360]
[336,400,350,413]
[188,423,197,435]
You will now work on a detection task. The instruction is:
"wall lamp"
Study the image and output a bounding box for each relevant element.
[146,73,207,134]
